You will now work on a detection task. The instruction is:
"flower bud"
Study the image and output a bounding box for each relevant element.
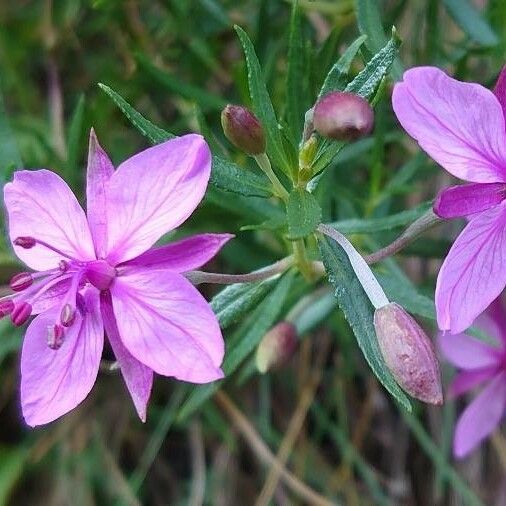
[374,303,443,405]
[256,322,298,373]
[221,105,266,155]
[313,91,374,141]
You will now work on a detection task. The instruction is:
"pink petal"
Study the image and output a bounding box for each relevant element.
[20,289,103,426]
[104,134,211,264]
[453,371,506,458]
[110,267,224,383]
[439,332,500,369]
[30,276,73,314]
[86,129,114,258]
[483,296,506,346]
[122,233,233,272]
[100,290,153,422]
[494,65,506,123]
[434,183,506,219]
[449,369,497,398]
[435,203,506,333]
[392,67,506,183]
[4,170,95,271]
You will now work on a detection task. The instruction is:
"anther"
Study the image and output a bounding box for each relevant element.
[60,304,76,327]
[0,300,14,317]
[11,302,32,326]
[59,260,69,272]
[47,324,64,350]
[13,236,36,249]
[9,272,33,292]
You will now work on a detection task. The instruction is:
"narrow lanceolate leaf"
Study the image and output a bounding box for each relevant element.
[443,0,498,47]
[317,235,412,411]
[318,34,368,99]
[287,188,322,239]
[99,83,272,197]
[235,25,292,174]
[178,272,294,421]
[286,0,309,143]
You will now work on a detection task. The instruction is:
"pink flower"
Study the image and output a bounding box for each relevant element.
[439,297,506,458]
[3,130,232,426]
[392,66,506,334]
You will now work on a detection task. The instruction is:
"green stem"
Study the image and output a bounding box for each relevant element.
[293,239,314,280]
[254,153,290,201]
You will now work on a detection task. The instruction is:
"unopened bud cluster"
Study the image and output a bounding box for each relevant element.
[221,105,266,155]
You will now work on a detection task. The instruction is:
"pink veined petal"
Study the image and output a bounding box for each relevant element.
[493,65,506,124]
[20,289,103,426]
[86,129,114,258]
[4,170,95,271]
[122,233,233,273]
[435,203,506,334]
[100,290,153,422]
[433,183,506,219]
[438,331,501,370]
[104,134,212,264]
[448,369,497,398]
[29,276,73,314]
[110,267,224,383]
[453,371,506,458]
[392,67,506,183]
[483,295,506,347]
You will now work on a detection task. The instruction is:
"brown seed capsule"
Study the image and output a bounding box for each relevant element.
[221,104,266,155]
[374,303,443,405]
[313,91,374,141]
[256,322,298,373]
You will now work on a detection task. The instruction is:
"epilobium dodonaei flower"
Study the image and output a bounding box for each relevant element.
[393,66,506,334]
[374,303,443,405]
[313,91,374,141]
[221,104,266,155]
[439,297,506,457]
[256,321,298,373]
[4,129,232,426]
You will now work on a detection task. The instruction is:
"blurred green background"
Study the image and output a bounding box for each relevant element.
[1,1,506,504]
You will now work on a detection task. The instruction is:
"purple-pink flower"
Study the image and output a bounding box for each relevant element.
[392,66,506,334]
[2,130,232,426]
[439,297,506,458]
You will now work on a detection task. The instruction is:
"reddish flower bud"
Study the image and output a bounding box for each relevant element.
[13,236,36,249]
[11,302,32,326]
[9,272,33,292]
[374,303,443,405]
[221,104,266,155]
[313,91,374,141]
[256,322,298,373]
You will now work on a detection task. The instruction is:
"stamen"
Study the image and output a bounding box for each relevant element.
[13,236,79,262]
[0,300,14,316]
[11,302,32,326]
[47,324,64,350]
[9,272,33,292]
[60,303,76,327]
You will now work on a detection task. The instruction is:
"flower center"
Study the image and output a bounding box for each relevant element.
[85,260,117,291]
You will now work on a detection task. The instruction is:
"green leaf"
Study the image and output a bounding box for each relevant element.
[0,445,29,505]
[210,277,280,329]
[65,94,85,188]
[286,188,322,239]
[286,0,309,143]
[317,235,412,411]
[318,34,368,99]
[443,0,498,47]
[99,83,272,198]
[235,25,292,174]
[178,271,294,421]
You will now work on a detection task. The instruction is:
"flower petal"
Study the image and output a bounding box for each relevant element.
[438,332,500,369]
[20,289,103,426]
[494,65,506,123]
[86,129,114,258]
[435,203,506,333]
[122,233,233,272]
[449,369,497,398]
[392,67,506,183]
[104,134,211,264]
[453,371,506,458]
[100,290,153,422]
[110,268,224,383]
[433,183,505,219]
[4,170,95,271]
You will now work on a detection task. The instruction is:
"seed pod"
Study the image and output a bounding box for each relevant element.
[256,322,298,373]
[221,105,266,155]
[313,91,374,141]
[374,303,443,405]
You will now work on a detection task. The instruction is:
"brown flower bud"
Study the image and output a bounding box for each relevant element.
[221,104,266,155]
[374,303,443,405]
[313,91,374,141]
[256,322,298,373]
